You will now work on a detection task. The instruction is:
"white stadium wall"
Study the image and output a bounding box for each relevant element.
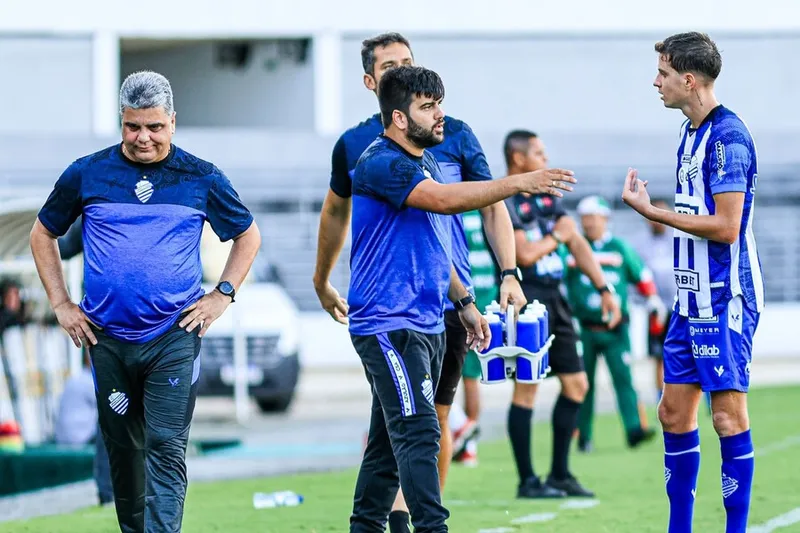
[0,36,93,133]
[340,35,800,136]
[2,0,800,136]
[121,41,315,129]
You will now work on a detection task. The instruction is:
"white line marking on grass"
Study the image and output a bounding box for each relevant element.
[478,528,514,533]
[560,499,601,510]
[759,435,800,457]
[510,512,558,524]
[447,499,511,507]
[748,507,800,533]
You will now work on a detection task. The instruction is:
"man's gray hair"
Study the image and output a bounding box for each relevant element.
[119,71,175,115]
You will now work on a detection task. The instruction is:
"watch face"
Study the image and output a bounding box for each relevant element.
[219,281,234,295]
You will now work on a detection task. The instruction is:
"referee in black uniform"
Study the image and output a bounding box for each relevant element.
[500,130,621,498]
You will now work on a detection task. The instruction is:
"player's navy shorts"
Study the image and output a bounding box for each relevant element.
[663,296,759,393]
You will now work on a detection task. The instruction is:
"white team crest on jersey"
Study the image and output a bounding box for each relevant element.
[423,167,432,179]
[678,155,699,184]
[135,178,154,203]
[108,390,129,415]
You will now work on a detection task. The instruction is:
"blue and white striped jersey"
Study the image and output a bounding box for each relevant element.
[672,105,764,318]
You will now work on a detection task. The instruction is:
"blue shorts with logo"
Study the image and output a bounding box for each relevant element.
[663,296,760,392]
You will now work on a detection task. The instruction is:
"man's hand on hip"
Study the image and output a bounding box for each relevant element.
[499,276,527,315]
[315,280,349,325]
[179,290,231,338]
[54,302,98,348]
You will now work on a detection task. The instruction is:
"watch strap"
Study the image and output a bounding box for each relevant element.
[454,294,475,311]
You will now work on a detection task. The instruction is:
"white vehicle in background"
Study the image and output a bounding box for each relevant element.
[196,276,301,413]
[179,223,303,413]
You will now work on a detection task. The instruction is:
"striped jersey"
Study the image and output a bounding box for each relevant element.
[672,105,764,318]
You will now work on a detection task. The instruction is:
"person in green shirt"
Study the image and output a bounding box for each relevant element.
[562,196,666,451]
[449,210,497,466]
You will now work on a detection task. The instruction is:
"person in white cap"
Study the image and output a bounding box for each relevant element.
[562,195,666,452]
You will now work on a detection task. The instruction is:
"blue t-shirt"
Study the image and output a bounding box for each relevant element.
[330,114,492,310]
[38,144,254,344]
[348,135,452,336]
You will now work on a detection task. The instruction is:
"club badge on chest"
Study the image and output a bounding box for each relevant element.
[135,176,154,203]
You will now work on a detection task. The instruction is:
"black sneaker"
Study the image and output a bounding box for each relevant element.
[545,474,595,498]
[517,476,567,499]
[627,427,657,449]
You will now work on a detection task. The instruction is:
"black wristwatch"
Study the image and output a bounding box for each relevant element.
[501,268,523,283]
[215,281,236,303]
[597,284,615,296]
[454,294,475,311]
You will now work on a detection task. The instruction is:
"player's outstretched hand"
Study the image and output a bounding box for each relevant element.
[315,281,349,325]
[54,301,98,348]
[179,290,231,338]
[621,167,652,215]
[458,304,491,353]
[516,168,576,197]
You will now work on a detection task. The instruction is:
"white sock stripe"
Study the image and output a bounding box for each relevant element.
[733,451,755,459]
[665,444,701,456]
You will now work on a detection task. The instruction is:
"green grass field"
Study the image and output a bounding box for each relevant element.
[6,385,800,532]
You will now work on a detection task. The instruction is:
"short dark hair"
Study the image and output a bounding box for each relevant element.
[378,66,445,128]
[655,32,722,81]
[361,32,412,77]
[503,129,538,167]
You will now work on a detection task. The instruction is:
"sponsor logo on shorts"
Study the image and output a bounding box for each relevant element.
[692,342,720,358]
[421,376,434,406]
[714,365,725,377]
[664,467,672,485]
[108,390,129,415]
[689,325,721,336]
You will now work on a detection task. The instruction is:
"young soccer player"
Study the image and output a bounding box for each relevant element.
[622,32,764,533]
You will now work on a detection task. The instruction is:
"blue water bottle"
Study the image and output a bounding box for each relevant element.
[515,310,540,382]
[516,309,540,353]
[539,302,550,371]
[480,313,507,383]
[527,304,545,378]
[485,300,502,317]
[483,312,504,353]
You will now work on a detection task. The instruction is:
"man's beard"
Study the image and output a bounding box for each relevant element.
[407,116,444,149]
